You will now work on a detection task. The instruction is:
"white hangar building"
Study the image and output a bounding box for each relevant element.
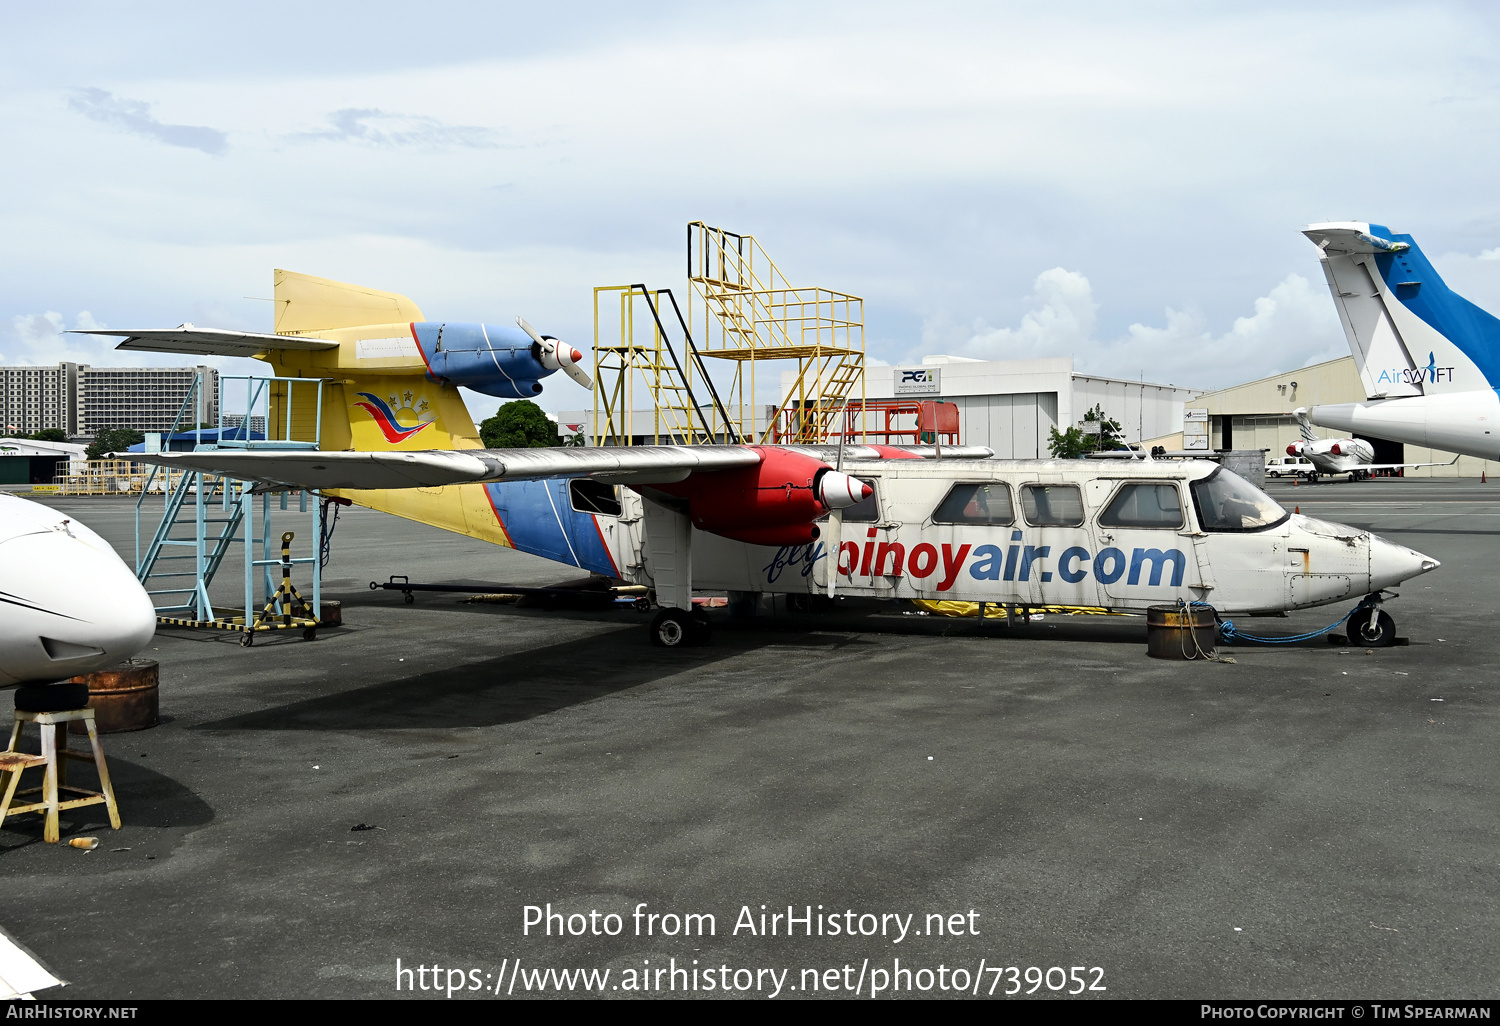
[854,356,1195,458]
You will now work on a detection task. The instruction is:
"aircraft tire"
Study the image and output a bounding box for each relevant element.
[649,609,694,648]
[1347,608,1396,647]
[13,682,91,712]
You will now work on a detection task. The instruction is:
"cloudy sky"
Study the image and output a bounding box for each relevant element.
[5,1,1500,420]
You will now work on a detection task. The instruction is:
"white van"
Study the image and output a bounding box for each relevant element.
[1266,456,1314,478]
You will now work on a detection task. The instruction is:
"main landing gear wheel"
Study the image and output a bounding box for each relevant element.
[650,609,694,648]
[1348,608,1396,647]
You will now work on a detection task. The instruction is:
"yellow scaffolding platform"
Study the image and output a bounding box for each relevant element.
[687,222,864,444]
[592,224,866,447]
[592,284,741,446]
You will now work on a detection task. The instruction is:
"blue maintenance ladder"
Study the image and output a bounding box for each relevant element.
[134,374,330,639]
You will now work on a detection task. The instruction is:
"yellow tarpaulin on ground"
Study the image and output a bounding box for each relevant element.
[912,600,1131,618]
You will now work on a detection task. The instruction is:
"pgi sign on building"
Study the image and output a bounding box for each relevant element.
[894,367,941,395]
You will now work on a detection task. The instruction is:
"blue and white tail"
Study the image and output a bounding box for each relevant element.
[1303,222,1500,399]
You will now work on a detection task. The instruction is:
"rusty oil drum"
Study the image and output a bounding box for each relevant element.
[1145,604,1217,660]
[67,658,159,733]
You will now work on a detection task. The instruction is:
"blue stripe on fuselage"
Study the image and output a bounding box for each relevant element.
[1369,224,1500,388]
[484,479,617,577]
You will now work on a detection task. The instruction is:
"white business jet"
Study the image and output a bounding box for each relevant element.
[1284,408,1456,482]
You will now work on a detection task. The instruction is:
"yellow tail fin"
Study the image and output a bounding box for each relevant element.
[261,272,510,548]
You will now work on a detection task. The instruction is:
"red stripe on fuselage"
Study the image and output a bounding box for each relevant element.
[589,511,620,577]
[409,321,439,380]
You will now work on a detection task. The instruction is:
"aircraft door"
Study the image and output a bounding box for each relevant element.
[1087,480,1199,606]
[1013,481,1102,607]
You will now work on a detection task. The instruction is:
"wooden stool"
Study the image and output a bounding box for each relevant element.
[0,708,121,843]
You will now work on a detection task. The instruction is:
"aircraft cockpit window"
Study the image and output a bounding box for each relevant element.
[569,479,622,517]
[1020,484,1085,527]
[932,482,1015,526]
[1190,468,1288,532]
[1098,483,1184,529]
[842,478,880,522]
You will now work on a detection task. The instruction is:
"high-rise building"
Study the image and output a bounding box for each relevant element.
[1,363,77,436]
[0,363,216,438]
[79,366,217,436]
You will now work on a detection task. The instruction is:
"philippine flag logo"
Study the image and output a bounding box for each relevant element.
[353,391,433,444]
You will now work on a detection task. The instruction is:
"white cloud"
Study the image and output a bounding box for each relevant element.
[7,310,113,364]
[294,108,501,150]
[929,270,1344,391]
[1479,248,1500,261]
[67,88,228,154]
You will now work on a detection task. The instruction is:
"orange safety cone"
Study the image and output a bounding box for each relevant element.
[1483,472,1488,484]
[1292,477,1298,487]
[1294,506,1300,514]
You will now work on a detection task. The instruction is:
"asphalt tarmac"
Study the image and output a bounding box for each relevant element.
[3,478,1496,1000]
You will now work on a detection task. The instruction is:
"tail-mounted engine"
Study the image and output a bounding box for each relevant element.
[653,446,871,546]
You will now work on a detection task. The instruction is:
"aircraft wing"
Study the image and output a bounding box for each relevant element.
[118,443,996,492]
[119,446,765,491]
[1351,456,1461,471]
[70,326,338,358]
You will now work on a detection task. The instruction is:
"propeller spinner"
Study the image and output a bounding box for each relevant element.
[517,316,593,390]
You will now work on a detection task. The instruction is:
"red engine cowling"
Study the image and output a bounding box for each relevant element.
[654,446,867,546]
[1330,443,1342,455]
[1286,443,1300,456]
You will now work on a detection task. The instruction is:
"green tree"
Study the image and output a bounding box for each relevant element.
[86,427,145,461]
[564,430,586,447]
[479,401,560,449]
[1080,403,1127,451]
[1047,425,1092,459]
[28,428,68,443]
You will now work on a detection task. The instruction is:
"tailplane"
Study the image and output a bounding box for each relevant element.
[1303,222,1500,398]
[1292,407,1318,442]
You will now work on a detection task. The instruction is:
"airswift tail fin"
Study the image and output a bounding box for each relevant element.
[1303,222,1500,398]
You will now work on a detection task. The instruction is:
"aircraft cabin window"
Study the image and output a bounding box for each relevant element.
[932,482,1014,526]
[1019,483,1085,527]
[569,479,621,517]
[1189,468,1288,532]
[842,478,880,522]
[1098,483,1184,529]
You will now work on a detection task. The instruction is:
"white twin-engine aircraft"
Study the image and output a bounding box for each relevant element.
[134,444,1440,648]
[1283,408,1455,482]
[94,268,1439,651]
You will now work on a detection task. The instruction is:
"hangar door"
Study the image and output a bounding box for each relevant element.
[946,393,1059,458]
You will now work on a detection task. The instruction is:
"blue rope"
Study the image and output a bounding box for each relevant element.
[1192,599,1375,645]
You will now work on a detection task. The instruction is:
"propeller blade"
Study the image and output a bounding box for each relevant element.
[558,350,594,390]
[825,510,843,599]
[518,316,593,390]
[516,316,545,345]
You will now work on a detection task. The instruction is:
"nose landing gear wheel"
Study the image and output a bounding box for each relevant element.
[650,609,694,648]
[1348,608,1396,646]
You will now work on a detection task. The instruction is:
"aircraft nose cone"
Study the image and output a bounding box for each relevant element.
[1369,534,1440,590]
[570,347,583,364]
[0,530,156,684]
